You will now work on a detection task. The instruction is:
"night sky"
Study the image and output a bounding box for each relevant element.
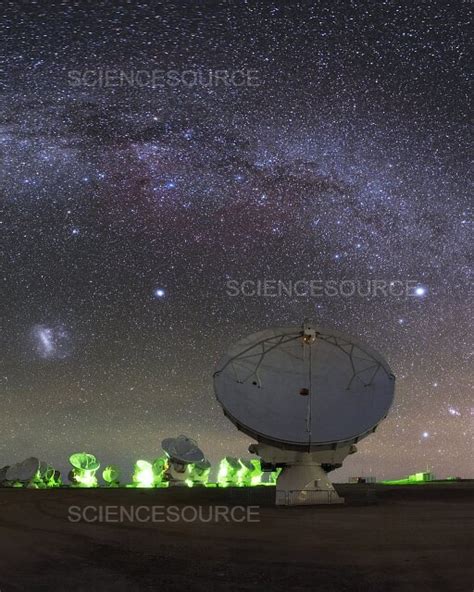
[1,1,472,481]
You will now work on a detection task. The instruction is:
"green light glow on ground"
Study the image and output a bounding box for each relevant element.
[103,465,120,487]
[217,457,255,487]
[383,471,435,485]
[187,462,211,486]
[130,457,169,488]
[69,453,100,488]
[217,457,233,487]
[1,454,284,488]
[75,470,98,488]
[250,460,264,486]
[269,467,282,484]
[132,460,155,488]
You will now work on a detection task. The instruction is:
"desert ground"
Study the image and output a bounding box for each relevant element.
[0,482,472,592]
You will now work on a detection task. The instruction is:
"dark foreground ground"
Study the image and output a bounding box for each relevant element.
[0,482,472,592]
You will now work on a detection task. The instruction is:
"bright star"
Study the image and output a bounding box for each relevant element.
[154,288,165,298]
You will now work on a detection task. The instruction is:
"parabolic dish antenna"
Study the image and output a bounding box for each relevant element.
[213,322,396,505]
[69,453,100,471]
[0,466,10,483]
[162,435,205,464]
[195,459,211,471]
[6,457,40,482]
[223,456,240,470]
[214,323,395,449]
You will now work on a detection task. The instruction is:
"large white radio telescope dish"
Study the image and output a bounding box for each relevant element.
[214,323,395,450]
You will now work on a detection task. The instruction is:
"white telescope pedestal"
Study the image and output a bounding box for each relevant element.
[251,442,356,506]
[276,458,343,505]
[166,462,191,486]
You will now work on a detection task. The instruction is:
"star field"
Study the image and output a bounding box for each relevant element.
[0,1,472,480]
